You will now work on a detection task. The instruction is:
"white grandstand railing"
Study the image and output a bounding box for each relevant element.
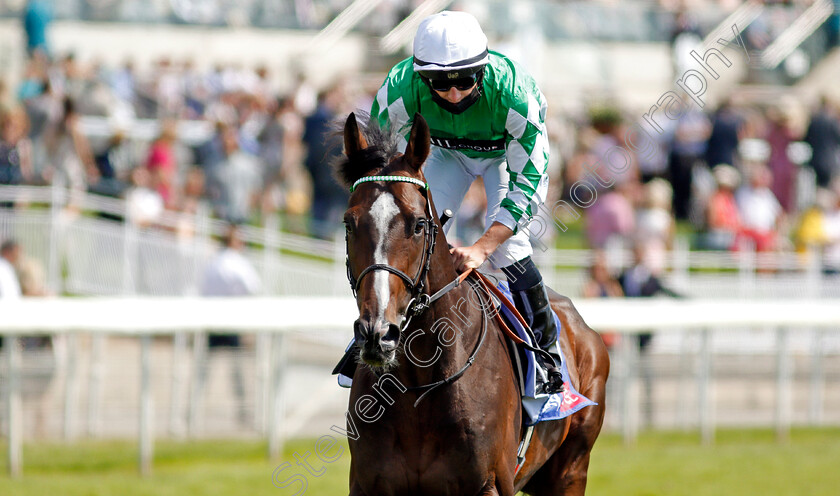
[1,297,839,477]
[701,0,764,51]
[305,0,385,53]
[759,0,835,69]
[3,185,840,302]
[2,185,833,270]
[379,0,453,54]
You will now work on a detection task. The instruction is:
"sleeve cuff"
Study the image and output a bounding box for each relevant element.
[494,208,520,235]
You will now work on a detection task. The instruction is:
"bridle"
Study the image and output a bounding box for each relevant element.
[344,173,494,406]
[345,175,440,329]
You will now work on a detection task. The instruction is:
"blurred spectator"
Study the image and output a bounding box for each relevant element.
[669,107,710,220]
[200,225,261,297]
[125,167,164,228]
[804,96,840,188]
[705,98,743,171]
[258,96,304,214]
[43,97,96,207]
[55,53,89,104]
[258,97,289,187]
[794,187,834,254]
[302,84,348,239]
[582,250,623,348]
[291,71,317,116]
[0,239,22,299]
[589,105,638,188]
[0,107,33,192]
[701,164,742,251]
[0,238,22,345]
[4,240,49,298]
[619,243,680,301]
[0,80,8,112]
[583,250,624,299]
[617,242,680,427]
[1,238,55,436]
[198,225,261,426]
[145,120,179,207]
[153,58,184,117]
[670,8,702,77]
[635,178,675,273]
[823,180,840,273]
[765,98,805,214]
[562,137,600,203]
[735,164,783,252]
[635,116,671,183]
[585,183,635,249]
[208,126,261,224]
[23,0,52,59]
[89,129,131,198]
[109,60,137,110]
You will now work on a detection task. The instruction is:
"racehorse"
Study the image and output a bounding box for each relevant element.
[338,112,609,496]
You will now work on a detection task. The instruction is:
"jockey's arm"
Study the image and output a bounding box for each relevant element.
[450,221,513,272]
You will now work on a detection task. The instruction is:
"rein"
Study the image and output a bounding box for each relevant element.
[405,273,488,407]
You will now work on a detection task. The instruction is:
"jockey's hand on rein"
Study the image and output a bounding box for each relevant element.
[449,244,487,273]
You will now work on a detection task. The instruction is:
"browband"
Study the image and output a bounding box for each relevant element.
[351,175,428,192]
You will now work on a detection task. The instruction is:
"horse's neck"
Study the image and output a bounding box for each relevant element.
[397,283,485,386]
[394,224,490,384]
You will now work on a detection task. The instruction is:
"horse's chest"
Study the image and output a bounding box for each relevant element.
[354,419,498,494]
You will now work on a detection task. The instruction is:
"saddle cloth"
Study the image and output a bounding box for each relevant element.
[335,281,596,426]
[495,281,597,425]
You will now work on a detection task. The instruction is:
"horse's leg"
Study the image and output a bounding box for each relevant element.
[524,426,596,495]
[524,295,609,496]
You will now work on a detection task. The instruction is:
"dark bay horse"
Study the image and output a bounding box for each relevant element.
[337,112,609,496]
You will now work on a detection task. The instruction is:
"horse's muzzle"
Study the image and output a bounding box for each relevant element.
[354,318,400,367]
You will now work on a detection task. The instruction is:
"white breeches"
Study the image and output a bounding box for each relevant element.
[423,147,533,270]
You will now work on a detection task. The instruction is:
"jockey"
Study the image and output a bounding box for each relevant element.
[370,11,562,393]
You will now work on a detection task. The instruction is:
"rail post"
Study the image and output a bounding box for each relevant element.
[5,336,22,478]
[775,327,793,443]
[698,328,715,445]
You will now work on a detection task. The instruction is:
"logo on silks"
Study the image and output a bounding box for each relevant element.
[447,72,461,79]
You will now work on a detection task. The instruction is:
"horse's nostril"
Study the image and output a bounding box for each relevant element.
[376,323,400,351]
[384,323,400,344]
[353,319,369,346]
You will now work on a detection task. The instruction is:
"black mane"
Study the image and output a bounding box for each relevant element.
[335,114,402,188]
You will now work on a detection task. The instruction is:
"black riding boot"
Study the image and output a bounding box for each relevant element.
[511,281,564,394]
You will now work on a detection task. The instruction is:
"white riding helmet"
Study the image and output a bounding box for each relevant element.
[413,11,489,77]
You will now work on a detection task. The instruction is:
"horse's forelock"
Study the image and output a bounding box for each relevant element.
[334,114,403,189]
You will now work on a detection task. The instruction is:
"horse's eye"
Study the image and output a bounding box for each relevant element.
[414,219,426,236]
[345,222,353,235]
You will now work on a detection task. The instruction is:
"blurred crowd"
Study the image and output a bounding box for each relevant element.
[2,0,840,272]
[556,95,840,268]
[2,48,840,261]
[0,49,375,238]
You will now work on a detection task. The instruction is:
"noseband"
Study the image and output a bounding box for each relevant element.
[345,175,440,325]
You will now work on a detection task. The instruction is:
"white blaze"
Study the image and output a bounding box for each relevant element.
[370,192,399,319]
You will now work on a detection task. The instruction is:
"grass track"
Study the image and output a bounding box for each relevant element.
[2,428,839,495]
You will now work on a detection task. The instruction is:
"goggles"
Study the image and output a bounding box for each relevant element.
[420,71,480,92]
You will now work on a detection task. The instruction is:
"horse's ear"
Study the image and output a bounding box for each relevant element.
[344,112,368,157]
[403,113,430,172]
